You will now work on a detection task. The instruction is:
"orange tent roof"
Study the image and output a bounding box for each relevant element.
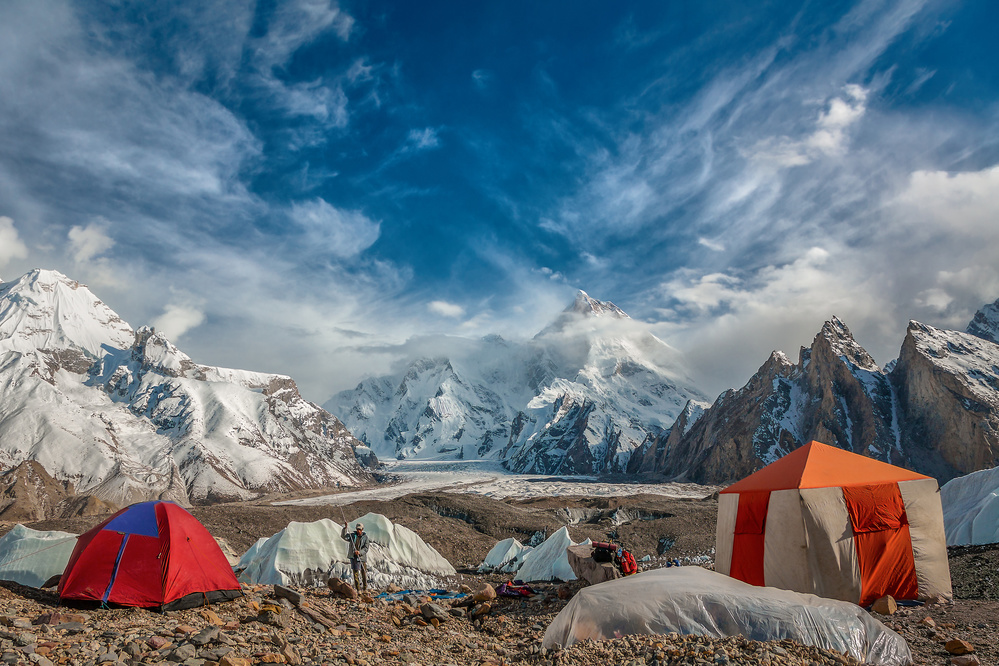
[720,441,931,494]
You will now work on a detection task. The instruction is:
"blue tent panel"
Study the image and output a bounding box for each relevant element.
[102,501,163,538]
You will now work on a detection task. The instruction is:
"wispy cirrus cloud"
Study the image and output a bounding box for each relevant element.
[0,217,28,269]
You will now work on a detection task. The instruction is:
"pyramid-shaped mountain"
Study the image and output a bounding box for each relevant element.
[327,291,707,474]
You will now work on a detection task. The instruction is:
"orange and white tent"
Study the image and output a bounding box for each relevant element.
[715,441,952,606]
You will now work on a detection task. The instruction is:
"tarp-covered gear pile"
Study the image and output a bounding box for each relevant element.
[0,525,77,588]
[543,566,912,666]
[59,501,241,611]
[940,465,999,545]
[716,440,952,606]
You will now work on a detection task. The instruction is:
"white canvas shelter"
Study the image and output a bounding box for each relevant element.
[543,567,911,666]
[716,441,952,606]
[478,537,533,573]
[0,525,77,588]
[515,526,589,582]
[940,466,999,545]
[238,512,455,588]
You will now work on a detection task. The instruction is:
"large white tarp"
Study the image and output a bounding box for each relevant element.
[941,466,999,545]
[238,512,455,588]
[543,567,912,666]
[516,526,589,582]
[478,537,533,573]
[0,525,78,588]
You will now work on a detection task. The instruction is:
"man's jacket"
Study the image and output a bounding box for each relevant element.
[341,527,370,562]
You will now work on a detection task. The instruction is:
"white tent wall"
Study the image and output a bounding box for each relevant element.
[799,487,862,603]
[762,488,810,594]
[940,465,999,545]
[898,478,953,602]
[0,525,77,588]
[714,493,737,576]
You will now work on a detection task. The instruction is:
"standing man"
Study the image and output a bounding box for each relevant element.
[341,521,370,591]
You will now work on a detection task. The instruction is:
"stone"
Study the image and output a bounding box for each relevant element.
[458,584,472,594]
[257,610,288,628]
[190,626,220,646]
[471,603,492,618]
[219,654,252,666]
[274,585,303,606]
[169,644,198,662]
[566,544,621,586]
[201,610,225,626]
[260,653,286,663]
[27,654,53,666]
[950,656,981,666]
[472,585,496,603]
[147,636,172,650]
[945,639,975,656]
[327,578,359,601]
[280,643,301,666]
[420,604,449,624]
[919,616,937,628]
[870,595,898,615]
[359,591,375,604]
[386,584,403,593]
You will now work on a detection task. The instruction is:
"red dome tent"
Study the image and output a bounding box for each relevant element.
[59,501,241,610]
[715,441,952,607]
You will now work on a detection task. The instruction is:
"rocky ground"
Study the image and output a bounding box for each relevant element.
[2,491,998,665]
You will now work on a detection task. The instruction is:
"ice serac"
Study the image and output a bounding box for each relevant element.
[966,298,999,344]
[328,290,707,475]
[890,321,999,480]
[651,317,903,484]
[0,269,373,505]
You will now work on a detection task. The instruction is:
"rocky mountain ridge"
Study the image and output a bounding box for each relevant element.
[327,291,707,475]
[0,269,374,505]
[632,307,999,485]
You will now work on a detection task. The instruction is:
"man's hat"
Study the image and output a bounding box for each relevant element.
[355,523,364,530]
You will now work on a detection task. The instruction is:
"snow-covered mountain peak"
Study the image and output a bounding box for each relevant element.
[0,268,133,357]
[568,290,629,319]
[536,290,630,338]
[967,298,999,344]
[0,268,373,505]
[816,316,880,371]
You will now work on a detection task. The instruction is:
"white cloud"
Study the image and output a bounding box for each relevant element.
[0,217,28,267]
[471,69,492,91]
[406,127,440,151]
[151,302,206,341]
[428,300,465,318]
[697,237,725,252]
[290,198,381,259]
[68,221,113,263]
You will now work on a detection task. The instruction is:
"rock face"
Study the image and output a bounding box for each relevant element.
[967,298,999,344]
[891,321,999,481]
[328,291,706,475]
[0,269,373,504]
[0,461,73,521]
[645,318,903,484]
[639,313,999,485]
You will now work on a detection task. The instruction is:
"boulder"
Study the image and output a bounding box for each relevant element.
[327,577,358,601]
[566,544,621,586]
[870,595,898,615]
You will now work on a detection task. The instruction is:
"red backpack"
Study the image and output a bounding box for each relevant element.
[617,549,638,575]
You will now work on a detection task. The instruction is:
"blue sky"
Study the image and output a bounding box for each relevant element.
[1,0,998,402]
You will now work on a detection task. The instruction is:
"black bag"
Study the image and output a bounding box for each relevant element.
[592,541,617,563]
